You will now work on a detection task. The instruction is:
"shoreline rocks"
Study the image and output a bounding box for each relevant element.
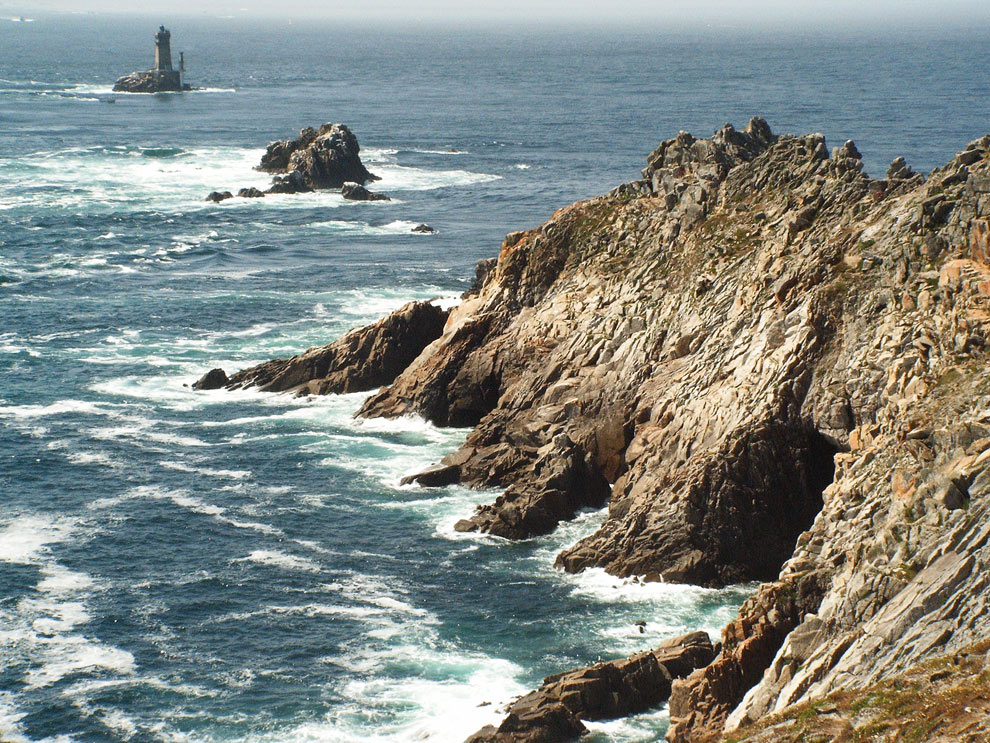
[214,300,447,396]
[466,632,715,743]
[201,119,990,742]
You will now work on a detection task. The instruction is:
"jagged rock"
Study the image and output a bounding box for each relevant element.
[341,182,390,201]
[339,121,990,740]
[454,433,611,539]
[192,368,229,390]
[220,118,990,740]
[222,300,448,395]
[887,155,918,180]
[237,187,265,198]
[206,191,233,203]
[466,633,714,743]
[112,71,190,93]
[463,257,498,298]
[400,463,460,487]
[257,122,378,189]
[266,170,314,195]
[412,223,436,233]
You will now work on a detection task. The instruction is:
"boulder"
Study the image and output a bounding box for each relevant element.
[192,368,229,390]
[412,223,436,233]
[237,187,265,198]
[341,182,390,201]
[206,191,233,203]
[400,463,460,487]
[266,170,314,195]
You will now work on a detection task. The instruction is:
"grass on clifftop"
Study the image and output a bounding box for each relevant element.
[724,640,990,743]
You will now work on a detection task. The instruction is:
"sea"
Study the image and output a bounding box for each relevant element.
[1,13,988,743]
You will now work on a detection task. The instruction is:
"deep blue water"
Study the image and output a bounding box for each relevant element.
[1,13,989,743]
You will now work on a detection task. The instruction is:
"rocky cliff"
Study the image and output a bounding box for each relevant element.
[204,118,990,741]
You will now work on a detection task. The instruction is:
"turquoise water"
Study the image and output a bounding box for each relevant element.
[2,14,989,743]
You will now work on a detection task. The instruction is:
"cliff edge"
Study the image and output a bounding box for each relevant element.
[206,117,990,741]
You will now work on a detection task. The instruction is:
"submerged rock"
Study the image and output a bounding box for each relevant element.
[237,187,265,198]
[341,182,390,201]
[205,191,233,203]
[412,223,436,233]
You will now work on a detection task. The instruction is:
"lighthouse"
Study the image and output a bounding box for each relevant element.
[112,25,192,92]
[155,25,173,72]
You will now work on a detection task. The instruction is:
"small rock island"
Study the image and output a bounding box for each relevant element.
[113,25,191,93]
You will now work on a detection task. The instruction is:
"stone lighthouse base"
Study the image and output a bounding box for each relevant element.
[112,69,190,93]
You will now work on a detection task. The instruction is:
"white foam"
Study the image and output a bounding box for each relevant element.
[65,450,118,467]
[0,515,75,564]
[306,219,423,236]
[238,550,321,573]
[22,637,136,689]
[0,399,106,419]
[513,163,532,169]
[159,460,251,479]
[0,692,29,743]
[373,163,501,191]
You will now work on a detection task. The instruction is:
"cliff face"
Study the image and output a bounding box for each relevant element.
[216,117,990,740]
[360,118,990,739]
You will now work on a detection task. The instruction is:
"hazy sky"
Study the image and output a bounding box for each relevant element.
[7,0,990,27]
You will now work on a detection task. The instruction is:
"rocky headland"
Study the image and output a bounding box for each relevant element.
[208,122,383,201]
[199,118,990,742]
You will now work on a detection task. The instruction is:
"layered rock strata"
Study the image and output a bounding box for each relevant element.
[467,632,714,743]
[203,118,990,742]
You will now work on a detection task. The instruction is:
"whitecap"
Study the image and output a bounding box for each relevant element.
[373,164,501,191]
[237,550,321,573]
[0,515,75,564]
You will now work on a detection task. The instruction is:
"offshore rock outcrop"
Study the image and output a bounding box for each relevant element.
[112,70,190,93]
[208,117,990,741]
[212,123,378,199]
[256,122,378,190]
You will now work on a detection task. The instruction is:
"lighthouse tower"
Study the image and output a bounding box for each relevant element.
[155,25,173,72]
[150,25,183,89]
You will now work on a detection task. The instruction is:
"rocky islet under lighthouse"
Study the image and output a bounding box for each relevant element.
[113,25,191,93]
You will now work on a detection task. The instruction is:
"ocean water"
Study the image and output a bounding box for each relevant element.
[2,13,989,743]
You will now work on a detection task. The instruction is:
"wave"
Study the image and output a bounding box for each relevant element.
[373,163,501,191]
[306,219,424,236]
[0,514,77,564]
[238,550,321,573]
